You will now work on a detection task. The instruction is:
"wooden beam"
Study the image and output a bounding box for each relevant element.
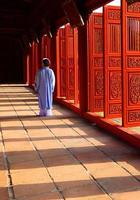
[85,0,113,11]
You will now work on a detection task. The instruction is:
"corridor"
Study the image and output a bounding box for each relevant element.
[0,85,140,200]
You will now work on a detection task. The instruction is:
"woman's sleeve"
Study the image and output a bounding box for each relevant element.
[51,70,55,92]
[34,71,40,92]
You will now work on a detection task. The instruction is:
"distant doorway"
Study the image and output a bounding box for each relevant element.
[0,37,24,83]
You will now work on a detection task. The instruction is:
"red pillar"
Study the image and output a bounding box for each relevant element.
[78,24,88,114]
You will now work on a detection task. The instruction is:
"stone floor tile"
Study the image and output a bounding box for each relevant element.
[18,192,62,200]
[63,183,111,200]
[40,148,69,158]
[12,170,56,198]
[43,154,77,168]
[13,182,56,198]
[0,188,9,200]
[7,151,40,164]
[10,159,44,174]
[116,154,140,178]
[111,189,140,200]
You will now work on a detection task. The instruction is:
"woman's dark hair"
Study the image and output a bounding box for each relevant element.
[43,58,50,66]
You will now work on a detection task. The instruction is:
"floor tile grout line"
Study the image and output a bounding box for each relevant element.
[8,94,65,200]
[5,87,139,198]
[0,99,16,200]
[39,119,113,199]
[62,119,140,184]
[24,91,113,199]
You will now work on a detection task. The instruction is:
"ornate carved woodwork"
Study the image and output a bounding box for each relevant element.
[104,6,121,118]
[57,24,79,103]
[122,0,140,126]
[88,12,104,112]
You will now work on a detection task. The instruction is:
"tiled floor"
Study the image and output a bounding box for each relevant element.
[0,85,140,200]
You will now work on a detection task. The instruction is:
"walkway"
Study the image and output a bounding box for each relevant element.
[0,85,140,200]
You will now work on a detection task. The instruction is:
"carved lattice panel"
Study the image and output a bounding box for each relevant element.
[66,25,75,100]
[122,1,140,126]
[88,13,104,112]
[104,6,121,118]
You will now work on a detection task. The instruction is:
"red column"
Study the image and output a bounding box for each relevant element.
[78,24,88,114]
[122,1,140,126]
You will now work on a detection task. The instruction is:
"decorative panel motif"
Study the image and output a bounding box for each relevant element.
[109,57,121,67]
[109,104,122,114]
[95,71,103,96]
[127,56,140,67]
[94,16,103,25]
[128,110,140,122]
[122,1,140,126]
[88,13,104,112]
[110,72,121,100]
[104,6,121,118]
[128,2,140,13]
[94,58,103,67]
[129,73,140,105]
[95,99,103,109]
[108,10,121,20]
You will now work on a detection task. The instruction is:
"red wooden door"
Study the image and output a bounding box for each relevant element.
[122,1,140,126]
[88,13,104,112]
[66,25,75,100]
[104,6,121,118]
[59,28,67,97]
[73,28,79,105]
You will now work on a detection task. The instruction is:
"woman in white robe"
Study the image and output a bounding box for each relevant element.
[35,58,55,116]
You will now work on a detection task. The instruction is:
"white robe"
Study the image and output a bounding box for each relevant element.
[35,67,55,116]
